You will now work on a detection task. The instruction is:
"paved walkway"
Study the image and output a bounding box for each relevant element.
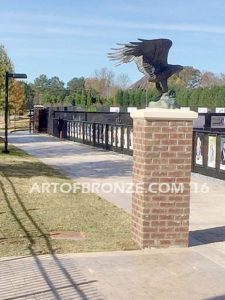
[1,246,225,300]
[0,131,225,299]
[8,131,133,212]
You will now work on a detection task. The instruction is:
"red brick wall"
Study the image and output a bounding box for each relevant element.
[132,118,193,248]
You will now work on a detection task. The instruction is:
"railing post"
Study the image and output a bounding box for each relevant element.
[73,121,75,141]
[67,122,70,139]
[97,123,100,144]
[82,122,85,143]
[121,126,124,152]
[127,127,130,152]
[105,124,109,150]
[93,123,96,146]
[63,120,67,139]
[115,127,118,150]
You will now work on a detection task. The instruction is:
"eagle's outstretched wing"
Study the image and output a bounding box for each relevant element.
[108,38,172,76]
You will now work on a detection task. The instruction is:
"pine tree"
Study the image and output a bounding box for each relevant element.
[115,90,124,106]
[86,90,92,107]
[123,91,129,106]
[80,90,87,108]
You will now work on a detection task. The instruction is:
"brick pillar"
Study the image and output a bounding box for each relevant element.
[131,109,198,248]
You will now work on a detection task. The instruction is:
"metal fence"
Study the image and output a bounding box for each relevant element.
[192,129,225,180]
[52,110,133,125]
[52,119,133,155]
[48,109,133,137]
[50,116,225,180]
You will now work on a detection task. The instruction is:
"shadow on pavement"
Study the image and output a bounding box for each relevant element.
[55,160,132,178]
[204,296,225,300]
[0,176,103,300]
[189,226,225,246]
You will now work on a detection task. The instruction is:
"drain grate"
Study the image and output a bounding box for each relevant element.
[49,231,85,241]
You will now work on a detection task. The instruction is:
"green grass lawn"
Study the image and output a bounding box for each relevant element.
[0,141,137,257]
[0,117,30,130]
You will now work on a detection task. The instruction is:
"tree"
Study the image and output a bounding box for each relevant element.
[176,88,191,107]
[115,90,124,106]
[86,90,92,107]
[188,88,201,109]
[169,66,201,89]
[129,90,135,106]
[32,74,49,104]
[214,86,225,106]
[140,90,147,107]
[21,82,35,109]
[115,73,130,89]
[200,71,219,87]
[134,89,142,107]
[80,90,87,107]
[46,76,66,101]
[0,44,14,110]
[123,90,129,106]
[33,75,66,104]
[67,77,85,94]
[33,74,49,92]
[10,80,26,114]
[93,68,115,99]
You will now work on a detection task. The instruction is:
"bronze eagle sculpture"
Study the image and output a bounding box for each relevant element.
[108,38,183,94]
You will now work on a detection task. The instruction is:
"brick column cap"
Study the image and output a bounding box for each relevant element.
[131,108,198,121]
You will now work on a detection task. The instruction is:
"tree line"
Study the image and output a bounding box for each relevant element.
[26,67,225,110]
[1,43,225,115]
[0,45,29,115]
[115,86,225,109]
[29,69,130,111]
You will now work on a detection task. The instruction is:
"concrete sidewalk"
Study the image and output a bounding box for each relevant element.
[8,131,133,213]
[1,131,225,299]
[1,247,225,300]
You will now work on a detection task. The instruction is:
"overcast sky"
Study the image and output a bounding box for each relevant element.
[1,0,225,84]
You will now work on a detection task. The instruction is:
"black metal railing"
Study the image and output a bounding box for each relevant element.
[51,118,225,180]
[192,129,225,180]
[53,119,133,155]
[53,110,133,125]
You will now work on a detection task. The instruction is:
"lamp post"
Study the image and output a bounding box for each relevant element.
[2,72,27,153]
